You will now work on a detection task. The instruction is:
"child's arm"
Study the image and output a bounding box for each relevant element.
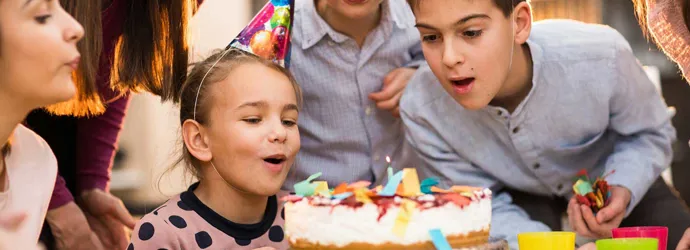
[129,215,182,250]
[369,42,425,117]
[491,192,552,249]
[400,102,551,249]
[603,41,676,216]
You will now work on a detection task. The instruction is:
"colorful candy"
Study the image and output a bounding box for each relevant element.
[572,169,615,213]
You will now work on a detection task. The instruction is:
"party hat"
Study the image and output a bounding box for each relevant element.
[226,0,294,68]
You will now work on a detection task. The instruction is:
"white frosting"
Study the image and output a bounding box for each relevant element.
[285,194,491,247]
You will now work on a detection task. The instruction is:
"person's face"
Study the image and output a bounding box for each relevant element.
[0,0,83,109]
[206,63,300,196]
[318,0,384,21]
[413,0,515,110]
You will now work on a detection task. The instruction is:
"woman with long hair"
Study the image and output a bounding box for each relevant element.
[23,1,201,249]
[0,0,83,248]
[614,1,690,249]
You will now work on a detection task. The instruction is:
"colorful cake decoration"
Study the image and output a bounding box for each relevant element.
[402,168,422,196]
[572,169,615,213]
[285,168,491,246]
[429,229,453,250]
[314,181,330,197]
[393,199,416,237]
[380,170,405,197]
[293,172,322,196]
[226,0,294,68]
[421,178,440,194]
[332,192,353,200]
[288,168,488,202]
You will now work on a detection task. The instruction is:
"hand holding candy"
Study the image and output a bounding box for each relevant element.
[572,169,614,213]
[568,185,631,239]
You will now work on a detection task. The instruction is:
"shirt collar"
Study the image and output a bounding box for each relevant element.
[297,0,414,50]
[483,37,544,116]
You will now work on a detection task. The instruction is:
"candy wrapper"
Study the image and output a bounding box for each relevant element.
[226,0,294,68]
[572,169,615,213]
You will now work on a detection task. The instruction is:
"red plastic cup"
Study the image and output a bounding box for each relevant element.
[612,226,668,250]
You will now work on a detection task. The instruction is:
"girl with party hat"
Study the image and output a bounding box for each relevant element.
[129,2,301,248]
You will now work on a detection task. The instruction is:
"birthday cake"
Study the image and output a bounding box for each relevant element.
[283,169,494,250]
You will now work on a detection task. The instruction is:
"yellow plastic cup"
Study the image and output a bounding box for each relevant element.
[517,232,576,250]
[595,238,658,250]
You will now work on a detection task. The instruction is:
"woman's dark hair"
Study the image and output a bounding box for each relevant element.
[166,49,302,182]
[47,0,197,116]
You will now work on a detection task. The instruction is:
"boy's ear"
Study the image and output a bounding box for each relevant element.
[513,1,532,45]
[182,119,213,162]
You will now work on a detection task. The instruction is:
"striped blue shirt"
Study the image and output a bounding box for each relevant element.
[285,0,424,188]
[400,20,675,248]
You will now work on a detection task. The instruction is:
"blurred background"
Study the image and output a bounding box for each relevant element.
[113,0,690,215]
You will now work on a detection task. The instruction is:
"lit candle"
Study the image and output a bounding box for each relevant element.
[386,156,393,180]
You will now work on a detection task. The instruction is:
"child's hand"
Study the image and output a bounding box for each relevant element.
[577,242,596,250]
[253,247,276,250]
[677,228,690,250]
[568,186,631,239]
[369,67,416,117]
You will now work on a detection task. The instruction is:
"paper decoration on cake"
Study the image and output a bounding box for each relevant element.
[354,188,373,204]
[572,169,615,214]
[294,172,322,196]
[333,182,348,195]
[421,178,440,194]
[429,229,453,250]
[348,181,371,189]
[444,193,471,207]
[380,170,405,196]
[402,169,422,196]
[226,0,294,68]
[282,168,491,241]
[314,181,330,197]
[431,186,450,193]
[393,199,416,237]
[332,192,353,200]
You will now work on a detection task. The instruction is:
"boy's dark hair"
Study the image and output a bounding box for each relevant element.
[407,0,527,17]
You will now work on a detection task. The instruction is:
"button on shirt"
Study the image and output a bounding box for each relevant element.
[400,20,675,248]
[285,0,424,189]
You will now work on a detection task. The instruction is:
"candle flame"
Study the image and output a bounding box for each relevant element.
[386,156,391,163]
